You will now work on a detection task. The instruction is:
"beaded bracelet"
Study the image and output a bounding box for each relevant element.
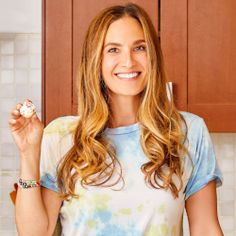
[18,178,40,189]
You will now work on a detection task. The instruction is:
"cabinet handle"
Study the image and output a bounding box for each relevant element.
[166,82,173,100]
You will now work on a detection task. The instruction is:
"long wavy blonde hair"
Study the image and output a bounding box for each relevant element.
[57,3,188,200]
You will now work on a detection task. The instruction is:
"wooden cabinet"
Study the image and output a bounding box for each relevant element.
[161,0,236,131]
[43,0,236,131]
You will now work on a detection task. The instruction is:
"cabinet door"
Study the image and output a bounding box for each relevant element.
[42,0,73,125]
[161,0,188,112]
[43,0,158,125]
[162,0,236,132]
[187,0,236,131]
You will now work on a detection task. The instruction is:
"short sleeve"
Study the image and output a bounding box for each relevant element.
[184,118,223,200]
[40,125,61,192]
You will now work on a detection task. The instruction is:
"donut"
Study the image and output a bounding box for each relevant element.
[20,100,36,118]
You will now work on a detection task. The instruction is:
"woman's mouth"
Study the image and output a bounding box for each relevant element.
[115,72,141,80]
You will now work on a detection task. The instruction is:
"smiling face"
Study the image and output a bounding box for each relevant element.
[101,16,147,99]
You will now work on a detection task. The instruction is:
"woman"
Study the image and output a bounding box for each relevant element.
[9,3,223,236]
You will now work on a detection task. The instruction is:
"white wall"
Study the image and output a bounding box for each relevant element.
[0,0,41,33]
[0,1,42,234]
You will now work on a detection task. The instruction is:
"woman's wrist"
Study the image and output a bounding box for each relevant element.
[20,154,40,180]
[20,147,41,159]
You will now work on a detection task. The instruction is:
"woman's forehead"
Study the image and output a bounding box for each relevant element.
[104,16,145,44]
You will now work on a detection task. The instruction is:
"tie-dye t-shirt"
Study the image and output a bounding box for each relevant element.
[40,111,222,236]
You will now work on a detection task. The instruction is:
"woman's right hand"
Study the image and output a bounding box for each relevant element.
[9,100,44,156]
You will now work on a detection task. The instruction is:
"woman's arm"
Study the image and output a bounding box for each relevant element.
[9,102,63,235]
[15,162,62,236]
[185,180,223,236]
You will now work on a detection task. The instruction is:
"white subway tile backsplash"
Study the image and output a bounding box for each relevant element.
[29,54,41,68]
[0,34,41,236]
[29,84,41,99]
[15,70,28,84]
[219,188,235,202]
[222,172,235,187]
[15,157,20,171]
[0,112,11,128]
[0,98,15,112]
[0,173,17,187]
[1,70,14,84]
[0,216,16,231]
[15,55,28,69]
[221,159,235,172]
[1,41,14,55]
[29,69,41,84]
[214,134,235,159]
[15,34,28,40]
[15,84,29,100]
[0,202,15,218]
[220,216,235,231]
[0,128,14,144]
[0,84,15,98]
[0,143,18,157]
[29,34,41,40]
[29,39,41,54]
[0,156,17,171]
[220,201,235,216]
[0,56,14,69]
[14,39,28,54]
[223,231,235,236]
[218,145,235,160]
[0,231,17,236]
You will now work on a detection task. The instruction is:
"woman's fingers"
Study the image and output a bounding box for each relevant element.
[9,103,24,129]
[8,118,16,126]
[16,103,23,110]
[11,109,20,118]
[11,103,23,118]
[8,118,20,132]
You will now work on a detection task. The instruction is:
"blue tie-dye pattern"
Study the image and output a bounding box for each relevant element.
[96,224,127,236]
[183,114,223,199]
[126,222,143,236]
[40,173,59,192]
[93,209,112,222]
[96,222,142,236]
[40,112,223,236]
[74,212,86,227]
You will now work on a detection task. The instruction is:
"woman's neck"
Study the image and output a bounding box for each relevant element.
[108,94,140,128]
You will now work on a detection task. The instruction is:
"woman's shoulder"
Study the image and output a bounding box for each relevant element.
[180,111,203,125]
[180,111,205,128]
[43,115,80,137]
[179,111,207,139]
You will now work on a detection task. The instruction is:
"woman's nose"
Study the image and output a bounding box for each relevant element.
[120,50,135,67]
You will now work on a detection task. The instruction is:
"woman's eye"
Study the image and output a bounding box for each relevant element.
[108,48,119,53]
[134,45,146,51]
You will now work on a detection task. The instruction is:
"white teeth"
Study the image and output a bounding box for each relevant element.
[116,72,139,79]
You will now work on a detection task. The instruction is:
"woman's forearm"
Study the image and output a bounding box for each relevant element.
[15,153,49,236]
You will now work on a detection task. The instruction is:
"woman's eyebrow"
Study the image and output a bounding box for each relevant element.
[133,39,146,45]
[104,39,146,48]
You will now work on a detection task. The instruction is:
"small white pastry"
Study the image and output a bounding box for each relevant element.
[20,100,36,118]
